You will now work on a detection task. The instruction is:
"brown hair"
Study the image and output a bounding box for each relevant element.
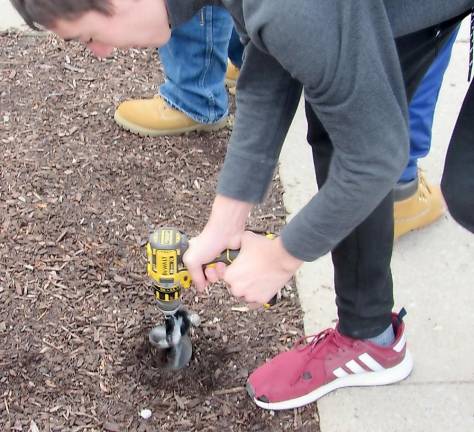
[9,0,114,30]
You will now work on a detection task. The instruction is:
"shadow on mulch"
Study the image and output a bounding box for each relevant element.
[0,31,320,431]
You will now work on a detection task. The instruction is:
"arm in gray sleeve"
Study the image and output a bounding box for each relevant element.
[217,42,303,203]
[386,0,473,37]
[244,0,410,261]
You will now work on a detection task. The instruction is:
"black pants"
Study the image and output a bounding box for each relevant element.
[305,16,464,339]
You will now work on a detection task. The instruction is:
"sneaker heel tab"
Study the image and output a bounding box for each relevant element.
[397,308,407,324]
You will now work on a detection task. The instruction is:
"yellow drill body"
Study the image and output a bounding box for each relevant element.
[146,227,275,314]
[146,228,193,313]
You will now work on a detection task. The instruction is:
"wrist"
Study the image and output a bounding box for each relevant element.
[209,194,253,232]
[274,237,303,273]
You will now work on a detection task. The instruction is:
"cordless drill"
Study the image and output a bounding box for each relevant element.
[146,227,244,314]
[146,226,276,369]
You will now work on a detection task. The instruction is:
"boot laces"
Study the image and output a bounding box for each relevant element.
[417,170,431,201]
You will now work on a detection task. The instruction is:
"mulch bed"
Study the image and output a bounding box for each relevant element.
[0,31,320,432]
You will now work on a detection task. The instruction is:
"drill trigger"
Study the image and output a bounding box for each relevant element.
[178,270,192,289]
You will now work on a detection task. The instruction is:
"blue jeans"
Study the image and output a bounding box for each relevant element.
[228,28,244,69]
[399,27,459,183]
[158,7,242,124]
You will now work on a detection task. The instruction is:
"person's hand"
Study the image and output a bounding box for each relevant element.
[222,231,303,306]
[182,195,253,292]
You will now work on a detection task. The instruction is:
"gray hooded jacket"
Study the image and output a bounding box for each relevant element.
[166,0,473,261]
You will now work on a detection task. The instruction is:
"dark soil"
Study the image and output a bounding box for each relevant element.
[0,32,320,432]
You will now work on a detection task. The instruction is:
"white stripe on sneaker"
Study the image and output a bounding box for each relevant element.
[393,332,406,353]
[334,353,385,378]
[333,367,349,378]
[358,353,384,372]
[345,360,365,374]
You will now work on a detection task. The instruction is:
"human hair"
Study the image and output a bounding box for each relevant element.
[9,0,114,30]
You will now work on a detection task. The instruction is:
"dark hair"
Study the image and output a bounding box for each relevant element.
[9,0,113,30]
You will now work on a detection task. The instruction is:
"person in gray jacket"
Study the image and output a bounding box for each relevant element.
[10,0,474,410]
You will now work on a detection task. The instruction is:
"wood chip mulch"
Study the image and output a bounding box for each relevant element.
[0,31,320,432]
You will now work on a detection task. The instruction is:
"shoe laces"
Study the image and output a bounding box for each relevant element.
[295,327,348,354]
[417,170,431,201]
[291,328,349,384]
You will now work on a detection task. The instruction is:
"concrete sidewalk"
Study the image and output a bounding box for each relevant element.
[0,0,25,30]
[280,20,474,432]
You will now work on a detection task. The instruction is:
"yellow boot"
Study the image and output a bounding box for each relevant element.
[394,171,446,239]
[114,95,227,137]
[225,61,240,95]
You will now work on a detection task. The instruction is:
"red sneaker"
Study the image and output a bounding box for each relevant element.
[246,310,413,410]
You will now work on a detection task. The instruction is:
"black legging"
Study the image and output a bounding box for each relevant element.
[305,16,464,338]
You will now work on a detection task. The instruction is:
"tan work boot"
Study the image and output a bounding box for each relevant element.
[225,61,240,95]
[114,95,227,137]
[394,171,446,239]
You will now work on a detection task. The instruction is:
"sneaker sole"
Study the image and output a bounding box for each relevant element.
[249,349,414,411]
[114,111,228,137]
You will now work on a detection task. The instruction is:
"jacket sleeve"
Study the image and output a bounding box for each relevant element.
[386,0,473,36]
[226,0,409,261]
[217,42,303,202]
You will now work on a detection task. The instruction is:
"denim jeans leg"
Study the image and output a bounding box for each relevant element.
[399,26,459,183]
[228,28,244,69]
[158,6,233,124]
